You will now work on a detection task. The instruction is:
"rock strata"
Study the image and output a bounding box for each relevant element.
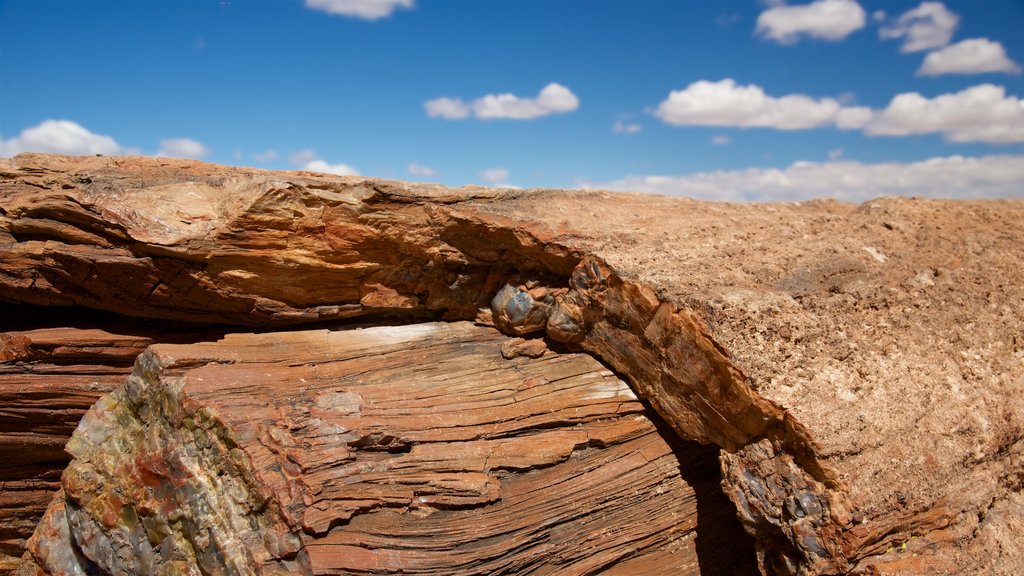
[1,153,1022,574]
[25,322,752,575]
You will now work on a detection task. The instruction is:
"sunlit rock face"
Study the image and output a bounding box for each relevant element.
[2,153,1023,575]
[26,322,751,576]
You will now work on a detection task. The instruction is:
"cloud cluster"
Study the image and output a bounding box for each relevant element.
[158,138,209,159]
[407,162,436,177]
[756,0,866,44]
[1,120,121,156]
[918,38,1022,76]
[304,0,413,21]
[654,79,871,130]
[654,79,1024,144]
[0,119,214,159]
[425,83,579,121]
[879,1,959,53]
[865,84,1024,144]
[592,155,1024,203]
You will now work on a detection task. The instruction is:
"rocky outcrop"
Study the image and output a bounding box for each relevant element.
[25,322,753,575]
[0,310,224,572]
[1,153,1022,574]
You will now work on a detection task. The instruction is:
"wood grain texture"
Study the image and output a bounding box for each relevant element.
[25,322,754,575]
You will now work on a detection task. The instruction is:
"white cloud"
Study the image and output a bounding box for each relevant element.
[0,119,121,156]
[303,160,360,176]
[289,149,359,175]
[304,0,413,20]
[158,138,209,159]
[756,0,866,44]
[654,79,866,130]
[865,84,1024,144]
[613,120,643,134]
[653,79,1024,145]
[918,38,1022,76]
[473,83,579,120]
[407,162,436,177]
[424,97,470,120]
[828,148,844,161]
[481,168,509,184]
[253,149,278,162]
[711,135,731,145]
[289,148,319,166]
[425,83,579,121]
[834,106,874,129]
[879,2,959,53]
[589,155,1024,202]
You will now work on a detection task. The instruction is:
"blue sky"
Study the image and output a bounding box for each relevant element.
[1,0,1022,201]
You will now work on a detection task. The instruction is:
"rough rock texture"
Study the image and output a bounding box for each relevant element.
[24,322,752,575]
[0,326,143,570]
[0,306,224,572]
[1,153,1022,574]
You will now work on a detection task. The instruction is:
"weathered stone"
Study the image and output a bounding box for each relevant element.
[1,153,1021,574]
[0,319,232,573]
[499,336,548,359]
[26,323,753,575]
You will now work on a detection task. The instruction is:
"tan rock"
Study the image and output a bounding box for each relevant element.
[1,153,1021,574]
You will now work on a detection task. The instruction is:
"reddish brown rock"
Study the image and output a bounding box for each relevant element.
[26,322,753,575]
[0,326,150,571]
[1,153,1022,574]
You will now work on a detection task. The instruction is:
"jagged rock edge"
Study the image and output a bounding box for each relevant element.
[0,161,952,574]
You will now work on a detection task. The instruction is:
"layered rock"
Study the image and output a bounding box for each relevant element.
[0,313,223,571]
[24,322,752,575]
[2,153,1022,574]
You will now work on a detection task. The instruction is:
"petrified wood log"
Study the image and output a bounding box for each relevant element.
[2,153,1022,574]
[24,322,753,575]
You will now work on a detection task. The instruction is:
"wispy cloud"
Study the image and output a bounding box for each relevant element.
[252,149,278,162]
[587,155,1024,202]
[407,162,436,177]
[879,1,959,53]
[710,135,731,145]
[304,0,413,21]
[158,138,209,159]
[756,0,866,44]
[612,120,642,134]
[424,97,469,120]
[289,149,319,166]
[425,83,579,121]
[481,168,509,184]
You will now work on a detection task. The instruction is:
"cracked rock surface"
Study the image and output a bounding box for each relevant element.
[1,153,1022,574]
[23,322,751,575]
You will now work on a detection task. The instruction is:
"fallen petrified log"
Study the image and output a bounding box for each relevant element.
[24,322,753,575]
[1,153,1022,574]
